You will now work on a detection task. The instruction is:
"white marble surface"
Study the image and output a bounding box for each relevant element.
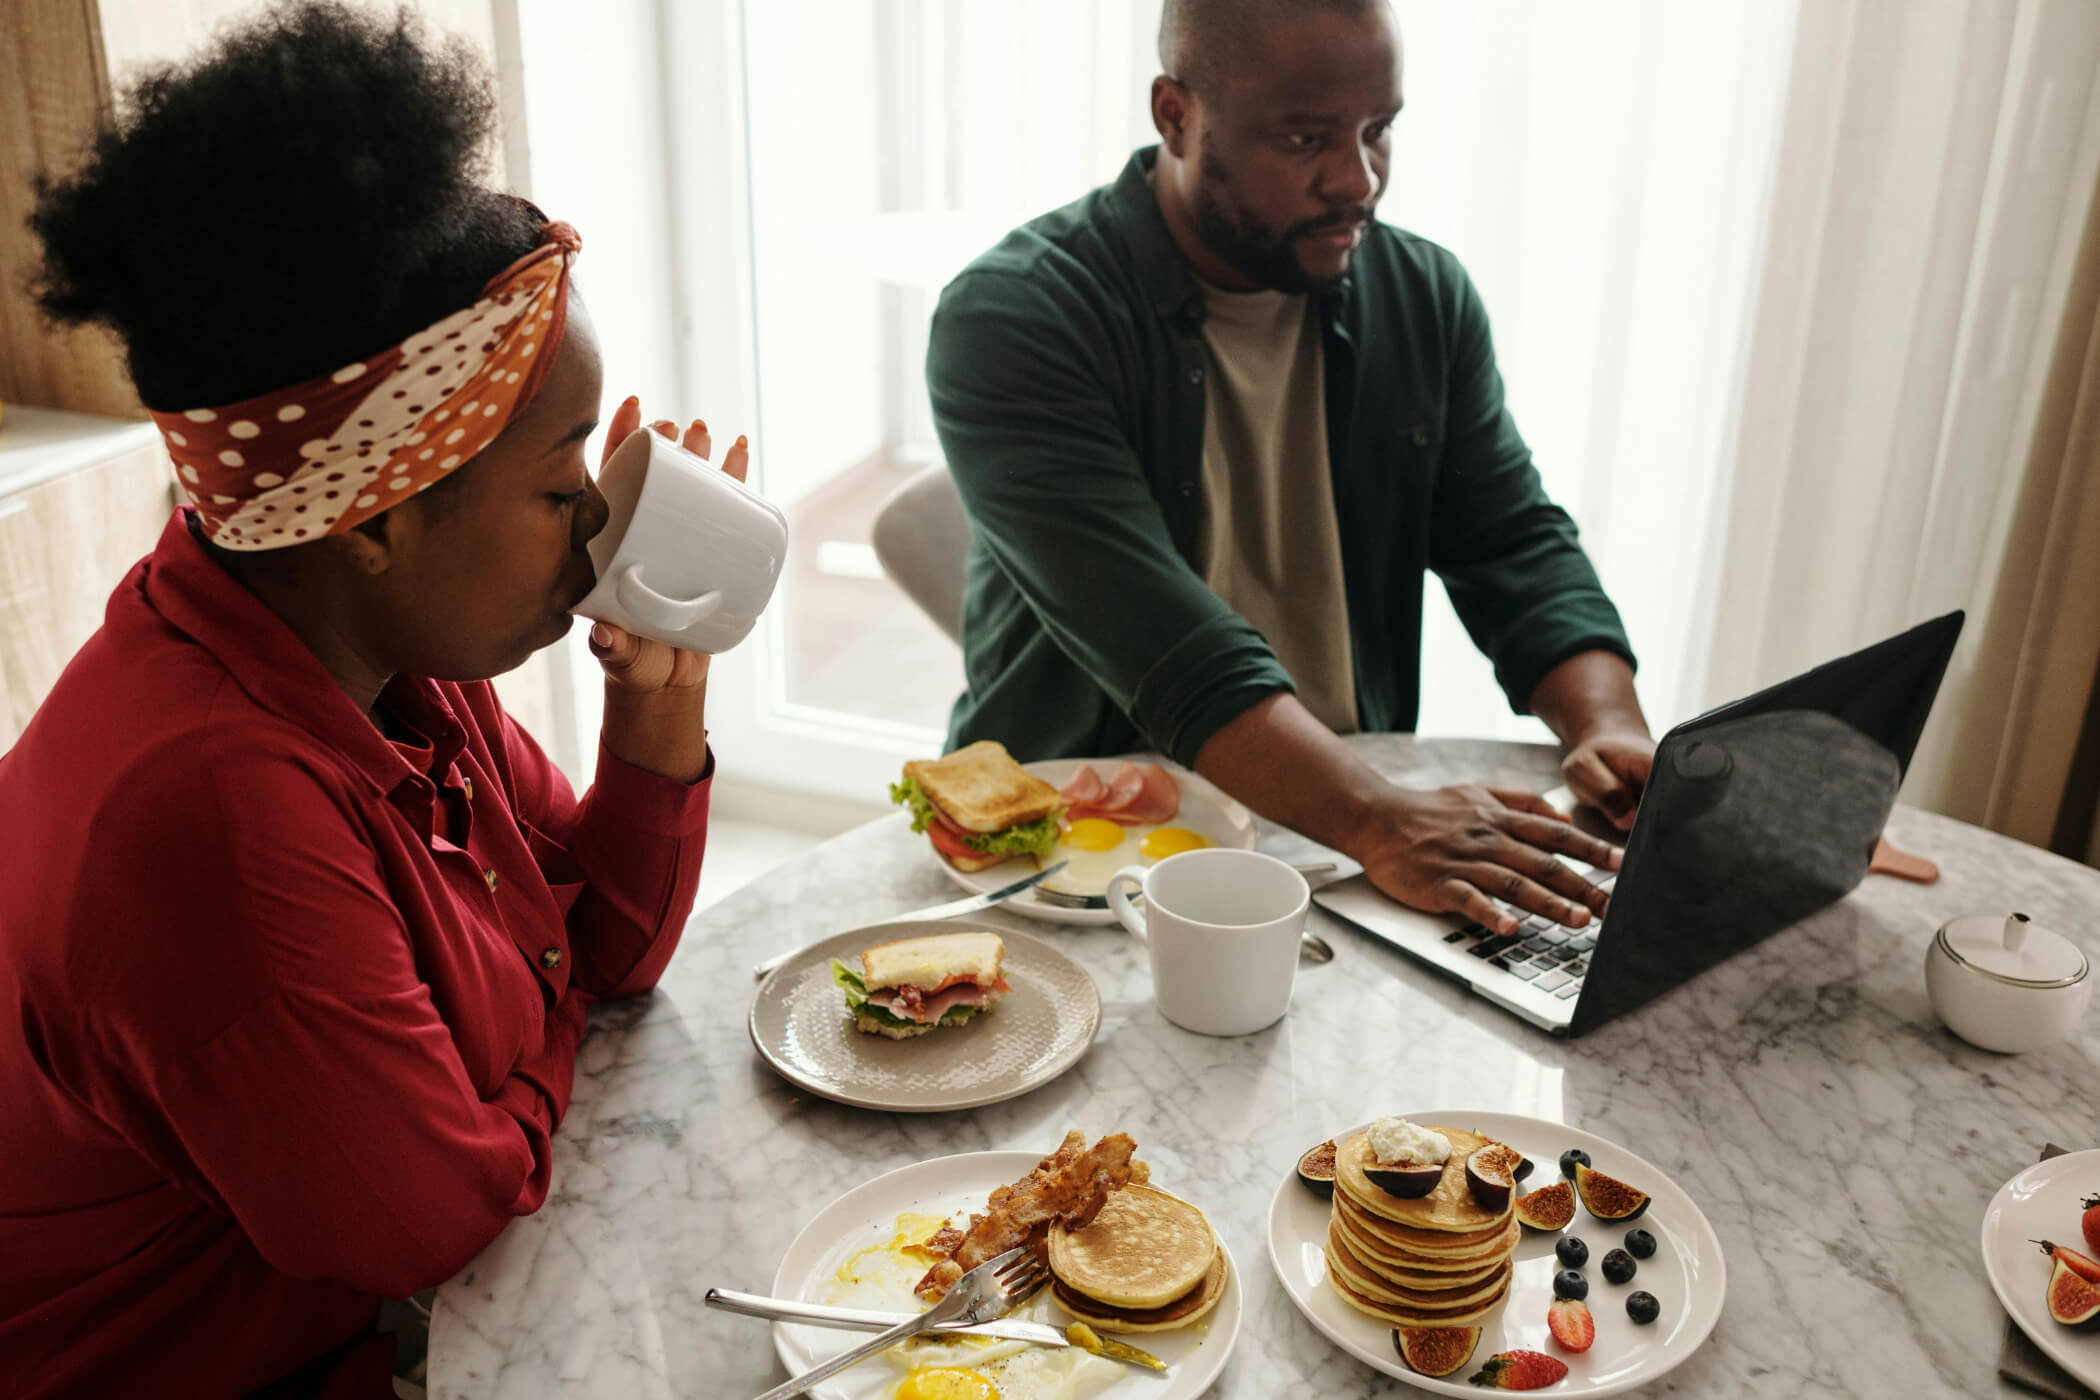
[429,737,2100,1399]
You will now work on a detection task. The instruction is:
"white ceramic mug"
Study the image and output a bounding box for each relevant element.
[572,428,789,653]
[1105,848,1310,1036]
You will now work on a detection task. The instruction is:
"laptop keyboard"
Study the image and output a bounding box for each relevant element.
[1441,871,1618,1001]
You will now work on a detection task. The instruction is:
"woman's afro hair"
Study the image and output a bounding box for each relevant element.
[29,1,544,410]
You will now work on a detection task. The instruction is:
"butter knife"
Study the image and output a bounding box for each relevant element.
[703,1287,1165,1371]
[749,861,1070,980]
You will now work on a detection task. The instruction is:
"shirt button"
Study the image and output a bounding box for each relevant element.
[540,947,564,970]
[1187,367,1204,385]
[1412,427,1432,447]
[462,776,474,802]
[483,868,499,893]
[1179,480,1196,497]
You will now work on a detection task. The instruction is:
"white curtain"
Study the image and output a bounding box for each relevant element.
[1691,0,2100,807]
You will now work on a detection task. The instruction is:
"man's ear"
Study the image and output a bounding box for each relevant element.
[1152,76,1192,157]
[337,510,401,576]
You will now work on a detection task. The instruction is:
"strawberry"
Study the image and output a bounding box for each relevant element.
[1469,1349,1571,1389]
[1548,1297,1596,1353]
[2083,1195,2100,1257]
[2035,1239,2100,1285]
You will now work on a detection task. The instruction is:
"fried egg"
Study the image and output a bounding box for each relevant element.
[821,1213,1121,1400]
[1043,822,1213,896]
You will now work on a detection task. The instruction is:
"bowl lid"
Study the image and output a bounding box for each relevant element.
[1937,912,2089,988]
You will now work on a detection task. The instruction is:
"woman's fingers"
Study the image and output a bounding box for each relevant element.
[723,434,751,483]
[683,418,712,459]
[1565,750,1638,830]
[602,396,643,468]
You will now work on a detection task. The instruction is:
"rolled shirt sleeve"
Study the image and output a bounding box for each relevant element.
[929,266,1293,765]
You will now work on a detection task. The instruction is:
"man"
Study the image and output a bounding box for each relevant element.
[925,0,1654,934]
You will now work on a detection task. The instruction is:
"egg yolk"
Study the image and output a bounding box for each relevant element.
[894,1369,999,1400]
[1060,818,1126,852]
[1140,827,1209,860]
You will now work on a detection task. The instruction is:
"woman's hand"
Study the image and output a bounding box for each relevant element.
[589,397,749,782]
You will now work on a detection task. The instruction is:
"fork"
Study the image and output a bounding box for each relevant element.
[745,1245,1046,1400]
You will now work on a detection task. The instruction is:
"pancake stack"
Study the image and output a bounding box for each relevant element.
[1324,1125,1519,1327]
[1048,1183,1228,1332]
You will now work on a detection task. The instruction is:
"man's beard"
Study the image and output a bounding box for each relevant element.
[1191,148,1364,293]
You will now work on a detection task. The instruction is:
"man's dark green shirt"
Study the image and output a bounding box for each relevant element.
[927,149,1633,767]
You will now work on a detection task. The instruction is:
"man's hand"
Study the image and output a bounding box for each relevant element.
[1560,729,1655,832]
[1354,784,1623,936]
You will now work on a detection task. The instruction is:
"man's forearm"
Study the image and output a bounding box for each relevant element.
[1527,650,1647,749]
[1189,690,1388,853]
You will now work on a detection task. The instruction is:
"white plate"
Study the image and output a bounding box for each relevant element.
[771,1149,1242,1400]
[1980,1148,2100,1389]
[928,758,1259,925]
[1266,1111,1726,1396]
[749,922,1100,1112]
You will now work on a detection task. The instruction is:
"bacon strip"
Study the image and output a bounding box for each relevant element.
[913,1130,1149,1300]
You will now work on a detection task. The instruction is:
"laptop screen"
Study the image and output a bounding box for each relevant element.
[1567,611,1963,1035]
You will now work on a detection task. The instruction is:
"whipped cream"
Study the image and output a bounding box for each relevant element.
[1366,1117,1451,1167]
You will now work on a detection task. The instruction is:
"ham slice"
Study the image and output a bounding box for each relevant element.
[1061,761,1182,826]
[867,977,1011,1024]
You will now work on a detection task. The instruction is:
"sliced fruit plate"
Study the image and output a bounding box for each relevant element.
[1267,1111,1725,1396]
[1980,1147,2100,1391]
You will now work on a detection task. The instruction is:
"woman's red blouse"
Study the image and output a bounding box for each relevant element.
[0,514,711,1395]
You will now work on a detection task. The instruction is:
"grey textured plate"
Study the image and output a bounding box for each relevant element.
[748,920,1101,1112]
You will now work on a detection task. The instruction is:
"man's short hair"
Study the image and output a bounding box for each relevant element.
[1158,0,1386,95]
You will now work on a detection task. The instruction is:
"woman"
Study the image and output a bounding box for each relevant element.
[0,6,731,1394]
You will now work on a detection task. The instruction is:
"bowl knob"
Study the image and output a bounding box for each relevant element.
[2005,912,2031,954]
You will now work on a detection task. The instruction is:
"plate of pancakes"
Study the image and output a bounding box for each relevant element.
[773,1148,1241,1400]
[1266,1111,1725,1396]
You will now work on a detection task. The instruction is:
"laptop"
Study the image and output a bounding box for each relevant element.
[1314,611,1965,1036]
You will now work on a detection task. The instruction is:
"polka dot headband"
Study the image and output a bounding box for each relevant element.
[149,222,582,550]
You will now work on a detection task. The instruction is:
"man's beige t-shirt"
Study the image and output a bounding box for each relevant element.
[1193,283,1359,733]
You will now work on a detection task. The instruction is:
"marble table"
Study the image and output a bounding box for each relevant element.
[429,736,2100,1398]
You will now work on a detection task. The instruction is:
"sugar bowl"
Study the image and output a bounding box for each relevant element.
[1925,911,2090,1053]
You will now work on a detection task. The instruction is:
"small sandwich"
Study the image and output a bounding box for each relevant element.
[890,740,1064,873]
[1047,1182,1229,1333]
[830,931,1010,1040]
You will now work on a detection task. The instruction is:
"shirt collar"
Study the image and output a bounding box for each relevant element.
[141,510,461,801]
[1108,146,1357,333]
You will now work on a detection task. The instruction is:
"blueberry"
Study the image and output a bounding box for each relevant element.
[1601,1248,1637,1284]
[1625,1228,1656,1259]
[1552,1269,1589,1301]
[1559,1148,1591,1177]
[1626,1289,1660,1324]
[1555,1236,1590,1269]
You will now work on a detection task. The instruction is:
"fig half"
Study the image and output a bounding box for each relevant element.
[1464,1144,1516,1212]
[2049,1257,2100,1327]
[1574,1162,1650,1221]
[1365,1158,1444,1199]
[1296,1139,1338,1199]
[1514,1179,1576,1231]
[1395,1325,1482,1377]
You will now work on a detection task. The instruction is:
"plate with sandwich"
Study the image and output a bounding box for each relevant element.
[749,922,1100,1111]
[768,1131,1240,1400]
[891,741,1258,926]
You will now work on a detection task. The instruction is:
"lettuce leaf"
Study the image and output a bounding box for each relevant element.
[889,776,1060,860]
[833,958,985,1030]
[890,776,939,834]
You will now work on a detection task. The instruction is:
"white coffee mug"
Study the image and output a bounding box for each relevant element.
[572,428,789,653]
[1105,848,1310,1037]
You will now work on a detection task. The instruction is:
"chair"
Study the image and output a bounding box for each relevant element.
[870,464,970,645]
